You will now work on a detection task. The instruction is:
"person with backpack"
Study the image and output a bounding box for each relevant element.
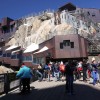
[43,63,50,81]
[59,61,65,81]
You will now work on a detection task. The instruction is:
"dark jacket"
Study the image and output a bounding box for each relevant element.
[82,63,88,71]
[65,62,75,76]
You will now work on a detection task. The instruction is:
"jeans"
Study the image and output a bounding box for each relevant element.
[93,78,97,85]
[36,70,43,81]
[54,72,59,81]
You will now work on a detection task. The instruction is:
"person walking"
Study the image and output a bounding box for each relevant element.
[37,63,43,81]
[16,63,33,93]
[54,63,60,81]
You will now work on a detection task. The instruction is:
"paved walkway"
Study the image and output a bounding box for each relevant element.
[0,78,100,100]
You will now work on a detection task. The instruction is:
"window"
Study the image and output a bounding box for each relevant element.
[7,53,11,57]
[70,42,74,48]
[0,51,2,56]
[33,58,37,64]
[3,53,6,57]
[92,14,95,17]
[17,54,20,59]
[33,57,39,64]
[92,13,96,17]
[60,42,63,49]
[11,54,16,59]
[63,40,70,46]
[87,12,90,15]
[33,57,44,64]
[26,56,32,61]
[26,56,28,61]
[23,56,32,61]
[22,56,26,61]
[40,57,44,64]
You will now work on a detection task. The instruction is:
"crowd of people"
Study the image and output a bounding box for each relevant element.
[16,59,100,95]
[35,59,100,95]
[36,61,66,82]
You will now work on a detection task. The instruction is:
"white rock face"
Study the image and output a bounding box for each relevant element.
[0,66,14,74]
[6,11,99,48]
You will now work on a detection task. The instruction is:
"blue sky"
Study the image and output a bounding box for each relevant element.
[0,0,100,20]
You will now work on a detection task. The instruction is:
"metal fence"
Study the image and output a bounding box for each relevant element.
[0,70,38,94]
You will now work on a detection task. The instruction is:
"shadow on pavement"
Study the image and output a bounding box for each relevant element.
[0,83,100,100]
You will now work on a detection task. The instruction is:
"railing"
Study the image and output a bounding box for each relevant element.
[0,74,5,93]
[0,72,19,94]
[0,70,38,94]
[20,9,55,20]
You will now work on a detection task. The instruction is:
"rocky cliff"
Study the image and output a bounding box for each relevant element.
[5,10,100,49]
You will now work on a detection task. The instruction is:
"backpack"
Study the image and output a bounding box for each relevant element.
[60,65,65,72]
[44,65,49,70]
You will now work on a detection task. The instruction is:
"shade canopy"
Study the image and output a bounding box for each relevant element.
[5,45,19,51]
[34,46,48,54]
[12,49,21,54]
[24,43,39,53]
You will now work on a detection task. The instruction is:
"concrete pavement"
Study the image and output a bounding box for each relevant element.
[0,78,100,100]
